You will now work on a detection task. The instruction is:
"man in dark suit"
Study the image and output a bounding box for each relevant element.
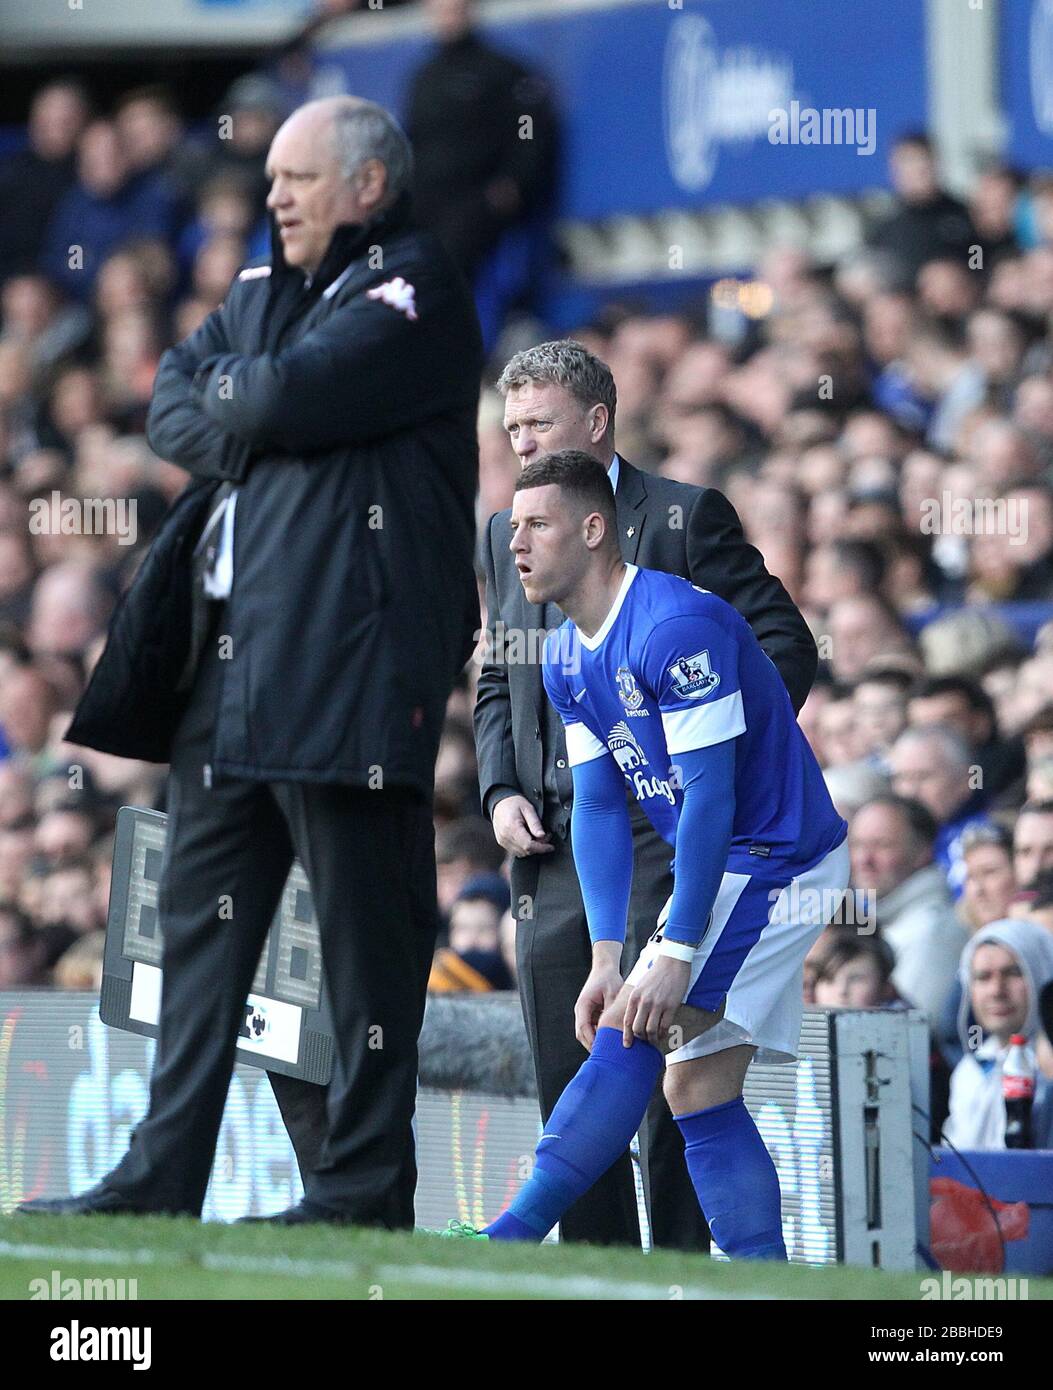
[474,340,816,1248]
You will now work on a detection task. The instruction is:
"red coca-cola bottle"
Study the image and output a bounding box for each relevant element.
[1003,1033,1036,1150]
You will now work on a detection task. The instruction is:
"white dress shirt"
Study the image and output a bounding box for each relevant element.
[608,452,620,494]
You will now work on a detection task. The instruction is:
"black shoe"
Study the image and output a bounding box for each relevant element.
[15,1182,159,1217]
[238,1200,353,1226]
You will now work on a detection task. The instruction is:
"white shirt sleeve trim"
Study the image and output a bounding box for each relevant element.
[565,721,609,766]
[661,689,746,753]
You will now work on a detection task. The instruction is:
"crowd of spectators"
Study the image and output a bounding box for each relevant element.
[0,75,290,996]
[1,74,1052,1150]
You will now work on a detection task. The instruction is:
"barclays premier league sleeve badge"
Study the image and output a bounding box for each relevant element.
[667,650,720,699]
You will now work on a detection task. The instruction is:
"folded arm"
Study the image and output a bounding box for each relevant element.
[192,269,475,453]
[146,303,252,483]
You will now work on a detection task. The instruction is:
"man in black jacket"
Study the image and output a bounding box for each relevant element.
[0,79,88,285]
[475,341,816,1248]
[20,96,482,1225]
[405,0,558,280]
[867,132,977,281]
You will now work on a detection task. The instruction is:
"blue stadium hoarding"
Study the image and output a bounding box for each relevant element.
[0,0,309,48]
[1003,0,1053,169]
[314,0,929,220]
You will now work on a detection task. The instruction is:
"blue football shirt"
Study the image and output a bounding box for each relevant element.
[542,564,846,876]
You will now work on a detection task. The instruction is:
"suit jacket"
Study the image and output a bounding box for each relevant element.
[474,456,817,833]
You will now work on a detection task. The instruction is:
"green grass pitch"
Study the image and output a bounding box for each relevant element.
[1,1215,1050,1299]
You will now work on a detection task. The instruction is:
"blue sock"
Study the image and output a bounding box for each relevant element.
[675,1096,787,1260]
[484,1027,663,1241]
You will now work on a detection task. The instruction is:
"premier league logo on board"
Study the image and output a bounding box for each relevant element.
[668,650,720,700]
[608,720,648,773]
[616,665,647,715]
[240,1001,268,1042]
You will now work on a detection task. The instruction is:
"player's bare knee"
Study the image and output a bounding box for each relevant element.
[662,1059,733,1114]
[662,1061,701,1112]
[664,1043,755,1113]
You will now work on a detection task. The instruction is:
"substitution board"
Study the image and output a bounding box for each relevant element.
[100,805,334,1084]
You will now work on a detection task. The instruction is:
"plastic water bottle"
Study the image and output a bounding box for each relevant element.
[1003,1034,1036,1150]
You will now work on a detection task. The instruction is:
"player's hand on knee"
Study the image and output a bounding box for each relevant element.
[575,960,621,1051]
[623,957,690,1049]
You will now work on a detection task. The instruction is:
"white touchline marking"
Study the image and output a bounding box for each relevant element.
[0,1240,166,1267]
[0,1240,779,1300]
[376,1264,776,1301]
[0,1241,362,1279]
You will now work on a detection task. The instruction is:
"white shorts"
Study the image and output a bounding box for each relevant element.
[625,837,850,1067]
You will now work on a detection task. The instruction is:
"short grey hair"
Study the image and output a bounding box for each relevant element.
[893,723,973,770]
[330,100,414,203]
[497,340,617,439]
[823,762,891,818]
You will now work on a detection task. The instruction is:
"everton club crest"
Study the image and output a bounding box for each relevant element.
[667,650,720,699]
[616,665,646,714]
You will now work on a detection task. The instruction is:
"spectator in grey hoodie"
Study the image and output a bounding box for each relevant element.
[943,918,1053,1150]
